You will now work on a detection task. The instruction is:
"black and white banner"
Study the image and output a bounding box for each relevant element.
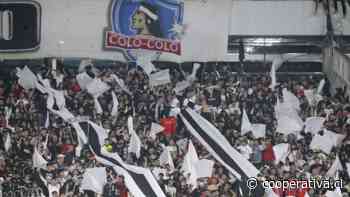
[78,121,166,197]
[180,108,264,196]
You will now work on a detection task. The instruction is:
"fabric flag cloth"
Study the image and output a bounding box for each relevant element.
[174,80,191,94]
[79,121,166,197]
[127,116,141,158]
[187,63,201,82]
[282,88,300,111]
[44,111,50,128]
[310,130,345,154]
[181,140,199,172]
[241,109,253,135]
[317,79,325,95]
[275,94,303,135]
[276,115,303,135]
[128,116,134,135]
[304,117,325,134]
[326,155,343,177]
[87,78,110,97]
[16,66,38,90]
[136,53,157,76]
[111,74,131,95]
[76,72,94,90]
[194,159,214,179]
[160,117,177,136]
[269,57,283,90]
[33,146,48,169]
[325,187,342,197]
[111,91,119,116]
[129,131,142,159]
[52,90,66,110]
[180,108,264,197]
[150,122,164,140]
[251,124,266,138]
[4,133,11,152]
[149,69,171,87]
[304,89,315,105]
[80,167,107,194]
[86,78,110,114]
[159,147,175,169]
[181,140,199,189]
[273,143,290,164]
[4,107,15,132]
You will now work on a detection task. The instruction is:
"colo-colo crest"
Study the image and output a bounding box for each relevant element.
[104,0,184,60]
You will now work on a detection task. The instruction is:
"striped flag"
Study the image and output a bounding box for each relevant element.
[180,108,264,196]
[79,121,167,197]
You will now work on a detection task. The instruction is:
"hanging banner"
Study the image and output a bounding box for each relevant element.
[104,0,184,59]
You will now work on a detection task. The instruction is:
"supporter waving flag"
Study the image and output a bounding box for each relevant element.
[78,120,167,197]
[180,108,264,197]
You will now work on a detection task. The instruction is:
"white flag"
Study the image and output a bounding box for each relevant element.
[241,109,253,135]
[32,147,47,169]
[128,131,142,159]
[326,156,343,177]
[16,66,38,90]
[87,78,110,97]
[310,130,344,154]
[4,133,11,152]
[53,90,66,110]
[325,187,342,197]
[187,63,201,82]
[111,91,119,116]
[270,57,284,90]
[317,79,325,95]
[136,54,157,76]
[111,74,131,95]
[304,89,315,105]
[251,124,266,138]
[305,117,325,134]
[273,143,290,164]
[80,167,107,194]
[276,115,303,135]
[159,147,175,169]
[128,116,134,135]
[149,69,171,87]
[181,140,199,174]
[282,88,300,111]
[194,159,214,179]
[87,78,110,114]
[93,97,103,114]
[44,111,50,128]
[150,122,164,140]
[4,107,13,131]
[174,80,191,94]
[76,72,93,90]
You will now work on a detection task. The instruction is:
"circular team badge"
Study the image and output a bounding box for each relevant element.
[104,0,184,60]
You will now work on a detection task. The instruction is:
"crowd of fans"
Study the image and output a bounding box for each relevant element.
[0,62,349,197]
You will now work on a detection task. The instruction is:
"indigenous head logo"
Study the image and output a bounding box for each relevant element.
[105,0,184,60]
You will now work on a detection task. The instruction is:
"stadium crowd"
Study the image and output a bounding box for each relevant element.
[0,61,349,197]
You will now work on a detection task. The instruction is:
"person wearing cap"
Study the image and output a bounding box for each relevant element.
[131,2,163,38]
